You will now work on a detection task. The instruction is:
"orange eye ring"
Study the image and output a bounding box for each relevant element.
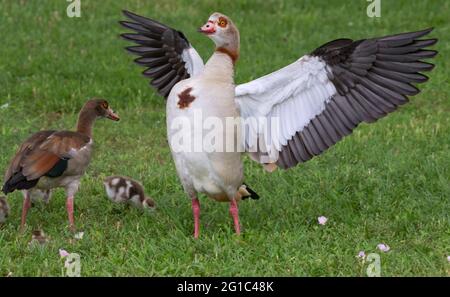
[101,102,109,109]
[218,17,227,28]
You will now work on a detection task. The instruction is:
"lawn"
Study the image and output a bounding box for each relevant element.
[0,0,449,276]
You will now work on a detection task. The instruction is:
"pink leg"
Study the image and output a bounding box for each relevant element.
[66,196,75,232]
[20,192,31,231]
[229,198,241,235]
[192,198,200,239]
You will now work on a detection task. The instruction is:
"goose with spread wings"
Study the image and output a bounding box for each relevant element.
[120,10,437,237]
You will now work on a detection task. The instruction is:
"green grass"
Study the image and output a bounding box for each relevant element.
[0,0,449,276]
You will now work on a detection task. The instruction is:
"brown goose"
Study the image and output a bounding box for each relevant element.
[120,11,437,237]
[2,99,120,231]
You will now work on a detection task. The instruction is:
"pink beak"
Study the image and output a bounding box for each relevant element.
[198,20,216,34]
[106,108,120,121]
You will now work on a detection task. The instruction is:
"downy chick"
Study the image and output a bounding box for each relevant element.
[103,176,155,211]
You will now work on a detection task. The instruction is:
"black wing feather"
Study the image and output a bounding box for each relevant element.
[120,10,192,99]
[277,28,438,169]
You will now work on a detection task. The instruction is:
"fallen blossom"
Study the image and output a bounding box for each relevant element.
[59,249,69,258]
[318,216,328,225]
[377,243,390,252]
[356,251,366,259]
[447,256,450,262]
[74,232,84,240]
[0,103,9,109]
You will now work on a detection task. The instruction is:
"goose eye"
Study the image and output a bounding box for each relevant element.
[218,18,227,28]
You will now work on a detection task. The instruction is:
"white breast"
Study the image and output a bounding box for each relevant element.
[166,72,244,200]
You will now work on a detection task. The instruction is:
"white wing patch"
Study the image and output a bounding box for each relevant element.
[182,47,205,77]
[235,55,336,163]
[66,138,93,158]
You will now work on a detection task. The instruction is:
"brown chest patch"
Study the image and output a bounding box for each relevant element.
[177,87,195,109]
[216,47,239,65]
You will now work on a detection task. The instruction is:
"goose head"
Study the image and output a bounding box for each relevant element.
[199,13,240,61]
[88,99,120,121]
[76,99,120,137]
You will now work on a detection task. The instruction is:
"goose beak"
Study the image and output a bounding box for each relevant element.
[106,108,120,121]
[198,20,216,35]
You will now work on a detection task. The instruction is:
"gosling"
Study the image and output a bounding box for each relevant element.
[103,176,155,211]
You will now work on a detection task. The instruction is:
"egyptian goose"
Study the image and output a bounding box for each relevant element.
[103,175,156,210]
[120,11,437,237]
[0,196,10,224]
[2,99,120,231]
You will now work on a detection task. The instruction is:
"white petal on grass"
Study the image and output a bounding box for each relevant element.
[357,251,366,259]
[74,232,84,240]
[318,216,328,225]
[59,249,69,258]
[377,243,390,252]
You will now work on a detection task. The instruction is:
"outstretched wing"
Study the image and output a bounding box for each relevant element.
[235,28,438,169]
[120,10,204,98]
